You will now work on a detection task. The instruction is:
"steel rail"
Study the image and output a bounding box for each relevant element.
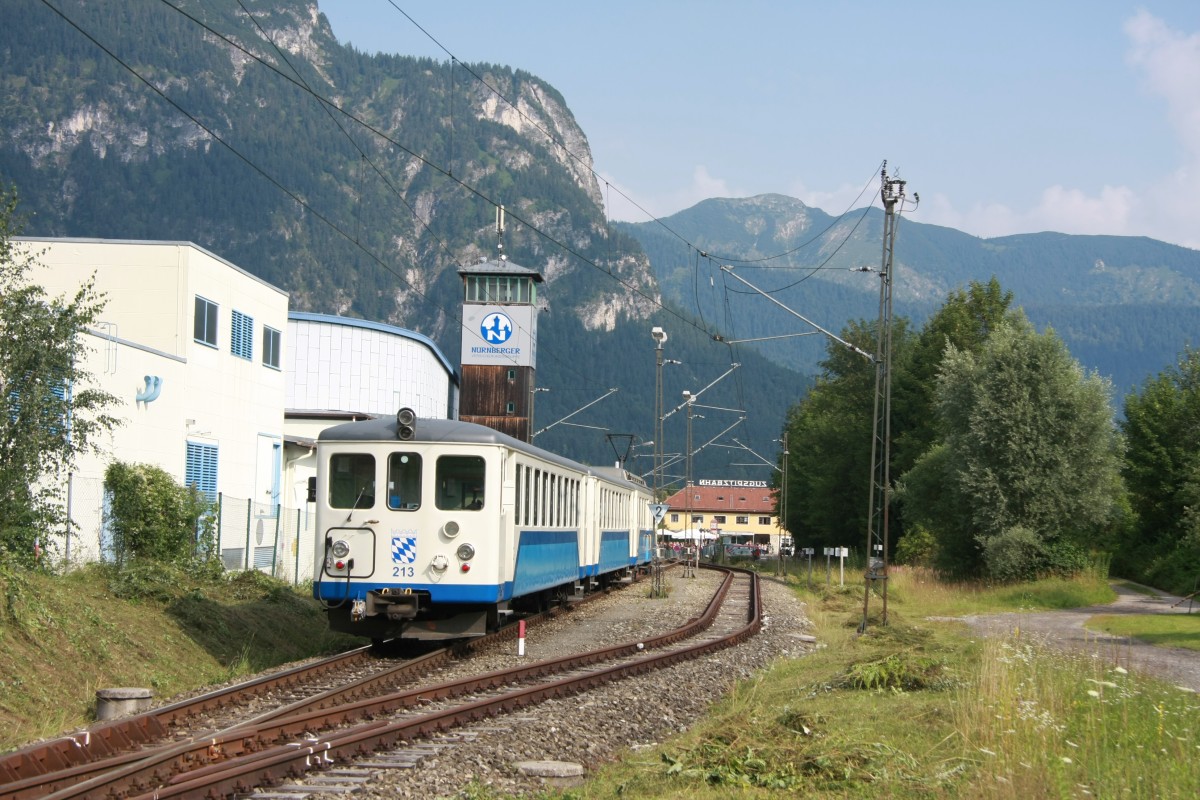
[1,573,644,800]
[0,643,375,788]
[129,567,760,800]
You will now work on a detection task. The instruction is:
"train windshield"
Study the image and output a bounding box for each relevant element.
[329,453,375,509]
[387,452,422,510]
[436,455,486,510]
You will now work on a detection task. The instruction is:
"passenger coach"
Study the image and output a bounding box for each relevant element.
[313,411,654,641]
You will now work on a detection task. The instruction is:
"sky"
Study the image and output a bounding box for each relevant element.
[318,1,1200,250]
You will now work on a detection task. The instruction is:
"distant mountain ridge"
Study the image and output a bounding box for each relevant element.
[619,194,1200,393]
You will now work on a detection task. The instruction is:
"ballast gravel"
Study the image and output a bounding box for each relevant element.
[355,569,815,799]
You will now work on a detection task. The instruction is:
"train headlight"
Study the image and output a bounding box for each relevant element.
[456,542,476,561]
[331,540,350,558]
[441,520,460,538]
[431,554,449,572]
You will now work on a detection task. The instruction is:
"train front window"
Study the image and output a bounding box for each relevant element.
[387,452,422,510]
[329,453,375,509]
[436,455,486,511]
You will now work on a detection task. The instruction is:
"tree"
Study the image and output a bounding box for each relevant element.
[781,318,913,549]
[1119,346,1200,591]
[892,277,1017,477]
[899,316,1124,578]
[0,185,121,565]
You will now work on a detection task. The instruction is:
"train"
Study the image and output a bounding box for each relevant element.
[312,410,656,641]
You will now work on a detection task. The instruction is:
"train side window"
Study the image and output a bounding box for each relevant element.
[436,455,486,510]
[387,452,422,510]
[329,453,375,509]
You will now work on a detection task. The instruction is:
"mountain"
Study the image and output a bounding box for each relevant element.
[0,0,799,478]
[3,1,1195,483]
[618,195,1200,395]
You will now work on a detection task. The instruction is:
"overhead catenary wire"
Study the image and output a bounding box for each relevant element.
[145,0,714,340]
[43,0,725,415]
[379,0,881,270]
[42,0,871,462]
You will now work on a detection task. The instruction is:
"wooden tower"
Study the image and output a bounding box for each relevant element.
[457,258,544,441]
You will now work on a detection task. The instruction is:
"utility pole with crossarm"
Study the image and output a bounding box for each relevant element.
[861,163,917,632]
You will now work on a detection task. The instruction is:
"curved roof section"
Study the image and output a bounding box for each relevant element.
[288,311,457,382]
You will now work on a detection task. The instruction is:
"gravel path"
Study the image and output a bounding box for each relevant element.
[950,582,1200,691]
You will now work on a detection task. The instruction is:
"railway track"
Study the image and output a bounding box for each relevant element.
[0,580,622,800]
[3,564,759,799]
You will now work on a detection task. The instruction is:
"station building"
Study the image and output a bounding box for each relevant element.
[660,479,782,553]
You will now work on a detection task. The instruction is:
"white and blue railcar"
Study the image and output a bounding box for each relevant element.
[313,412,654,641]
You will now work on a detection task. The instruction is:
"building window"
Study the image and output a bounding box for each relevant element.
[231,310,253,360]
[691,514,703,524]
[736,515,749,525]
[185,441,219,502]
[670,513,679,523]
[759,516,771,525]
[507,368,517,381]
[713,515,727,524]
[505,401,516,414]
[194,296,218,347]
[262,326,281,369]
[8,378,69,432]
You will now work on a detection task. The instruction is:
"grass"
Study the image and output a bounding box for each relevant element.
[1085,613,1200,651]
[540,567,1199,800]
[884,565,1117,616]
[5,560,1197,798]
[0,559,359,751]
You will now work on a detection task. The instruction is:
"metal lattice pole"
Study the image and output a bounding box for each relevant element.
[861,164,911,632]
[651,327,667,596]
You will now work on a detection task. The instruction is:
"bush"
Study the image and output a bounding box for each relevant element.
[979,526,1044,582]
[894,524,936,566]
[104,462,215,565]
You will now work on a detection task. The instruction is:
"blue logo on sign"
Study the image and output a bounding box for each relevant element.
[391,534,417,564]
[481,312,513,344]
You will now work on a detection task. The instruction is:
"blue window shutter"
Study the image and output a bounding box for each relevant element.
[186,442,218,502]
[231,310,253,360]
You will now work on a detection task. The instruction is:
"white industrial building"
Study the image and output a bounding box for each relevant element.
[20,238,458,582]
[22,238,289,566]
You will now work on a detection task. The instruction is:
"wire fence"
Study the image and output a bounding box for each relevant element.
[213,495,317,585]
[61,476,317,586]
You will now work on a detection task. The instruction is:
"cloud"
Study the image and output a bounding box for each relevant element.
[923,11,1200,249]
[788,177,879,218]
[605,165,740,223]
[923,185,1138,241]
[1125,10,1200,159]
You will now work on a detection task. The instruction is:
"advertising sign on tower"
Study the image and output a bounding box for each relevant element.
[460,304,537,367]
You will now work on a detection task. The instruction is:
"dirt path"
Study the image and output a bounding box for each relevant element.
[949,582,1200,691]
